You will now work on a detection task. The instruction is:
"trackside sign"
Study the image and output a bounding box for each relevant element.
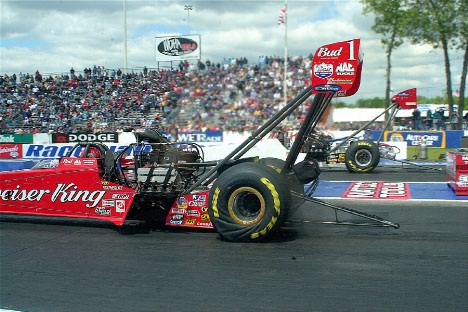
[155,35,201,62]
[0,134,34,143]
[52,133,118,143]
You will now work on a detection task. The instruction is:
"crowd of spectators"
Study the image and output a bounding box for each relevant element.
[1,56,467,136]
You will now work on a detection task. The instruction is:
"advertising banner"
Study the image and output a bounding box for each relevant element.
[21,143,146,159]
[384,131,446,147]
[0,133,34,144]
[177,131,223,143]
[155,34,201,62]
[52,133,118,143]
[0,144,23,158]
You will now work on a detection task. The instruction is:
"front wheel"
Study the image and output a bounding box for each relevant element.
[345,140,380,173]
[208,162,290,242]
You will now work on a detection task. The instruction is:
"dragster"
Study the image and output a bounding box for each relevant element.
[0,39,400,242]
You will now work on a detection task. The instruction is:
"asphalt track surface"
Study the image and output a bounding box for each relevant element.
[1,165,467,312]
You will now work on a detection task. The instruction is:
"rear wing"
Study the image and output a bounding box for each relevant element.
[391,88,417,109]
[311,39,363,97]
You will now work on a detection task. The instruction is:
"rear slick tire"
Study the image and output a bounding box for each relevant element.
[208,162,290,242]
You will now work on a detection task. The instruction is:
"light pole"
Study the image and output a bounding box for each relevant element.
[184,5,192,34]
[123,0,128,74]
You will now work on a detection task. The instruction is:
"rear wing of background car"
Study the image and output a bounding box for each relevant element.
[391,88,417,110]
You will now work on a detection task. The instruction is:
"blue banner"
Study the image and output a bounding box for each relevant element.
[384,131,446,147]
[382,130,465,148]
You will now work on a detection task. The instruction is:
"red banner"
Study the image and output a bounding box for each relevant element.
[0,144,23,159]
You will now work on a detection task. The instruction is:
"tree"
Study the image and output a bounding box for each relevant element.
[455,0,467,128]
[361,0,408,121]
[404,0,460,126]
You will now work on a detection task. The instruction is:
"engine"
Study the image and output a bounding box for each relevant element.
[379,143,399,160]
[133,142,204,196]
[302,132,331,162]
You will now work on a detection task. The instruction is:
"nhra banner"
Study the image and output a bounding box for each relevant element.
[155,35,201,62]
[0,133,34,144]
[384,131,446,147]
[52,133,118,143]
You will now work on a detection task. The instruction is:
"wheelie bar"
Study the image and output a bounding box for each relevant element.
[290,191,400,228]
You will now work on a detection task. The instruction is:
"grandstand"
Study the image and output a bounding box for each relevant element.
[1,57,466,134]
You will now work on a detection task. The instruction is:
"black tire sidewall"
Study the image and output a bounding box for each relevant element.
[345,140,380,173]
[208,162,290,242]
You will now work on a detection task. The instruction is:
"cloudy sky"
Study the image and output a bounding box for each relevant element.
[0,0,464,102]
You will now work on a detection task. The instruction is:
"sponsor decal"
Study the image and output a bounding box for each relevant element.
[67,133,117,143]
[185,219,196,225]
[171,214,184,221]
[172,208,185,214]
[112,193,130,200]
[73,159,82,166]
[192,194,206,201]
[457,174,468,187]
[336,62,355,75]
[188,201,205,207]
[342,182,410,200]
[157,37,198,57]
[177,197,188,208]
[196,221,212,227]
[103,185,123,191]
[313,84,342,92]
[0,144,22,158]
[201,206,208,213]
[186,209,200,217]
[115,200,126,213]
[200,214,210,221]
[313,62,333,79]
[0,183,105,208]
[316,46,343,58]
[102,199,115,207]
[327,78,353,85]
[170,220,183,225]
[95,207,111,216]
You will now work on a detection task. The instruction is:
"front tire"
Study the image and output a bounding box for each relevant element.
[345,140,380,173]
[208,162,290,242]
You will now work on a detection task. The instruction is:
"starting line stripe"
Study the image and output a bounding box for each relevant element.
[309,181,468,201]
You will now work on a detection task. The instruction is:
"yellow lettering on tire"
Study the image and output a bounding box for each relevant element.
[250,177,282,239]
[211,187,220,218]
[260,177,280,215]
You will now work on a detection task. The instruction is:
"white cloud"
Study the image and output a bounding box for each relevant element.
[0,0,464,103]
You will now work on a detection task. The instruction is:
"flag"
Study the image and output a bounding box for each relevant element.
[453,91,460,97]
[278,6,286,25]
